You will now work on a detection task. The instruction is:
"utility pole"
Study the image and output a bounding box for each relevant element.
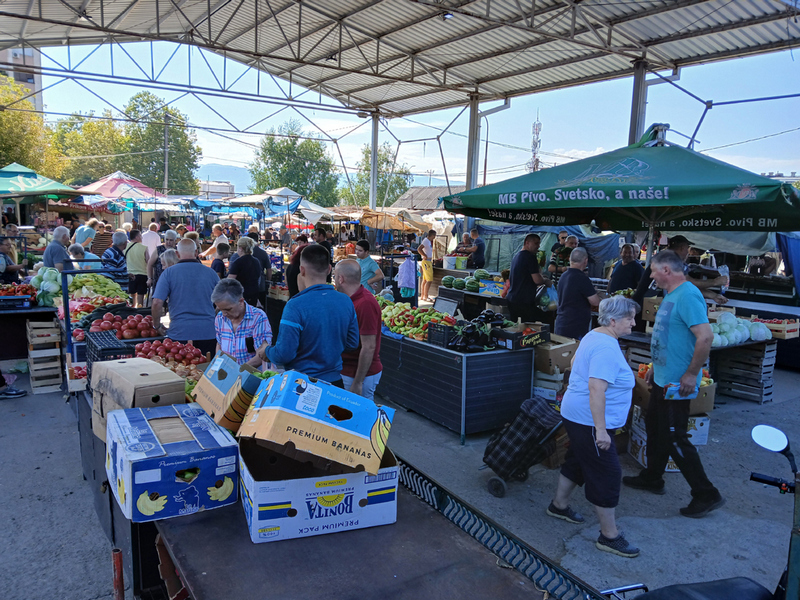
[163,111,170,195]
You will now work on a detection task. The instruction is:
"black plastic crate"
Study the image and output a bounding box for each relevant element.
[427,322,456,348]
[86,330,135,389]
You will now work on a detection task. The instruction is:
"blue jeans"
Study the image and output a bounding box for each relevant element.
[341,372,382,401]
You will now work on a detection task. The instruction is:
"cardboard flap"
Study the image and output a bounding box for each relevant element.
[109,408,167,459]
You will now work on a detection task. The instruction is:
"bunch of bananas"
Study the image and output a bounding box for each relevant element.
[369,408,392,457]
[207,476,234,502]
[136,490,168,516]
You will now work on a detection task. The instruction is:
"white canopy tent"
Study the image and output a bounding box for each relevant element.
[227,187,303,206]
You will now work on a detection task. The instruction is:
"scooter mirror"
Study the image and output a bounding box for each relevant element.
[752,425,789,453]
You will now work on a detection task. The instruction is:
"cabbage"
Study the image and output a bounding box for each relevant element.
[718,322,732,334]
[710,323,720,334]
[718,312,737,326]
[31,275,43,289]
[42,268,59,283]
[41,280,61,294]
[712,333,723,347]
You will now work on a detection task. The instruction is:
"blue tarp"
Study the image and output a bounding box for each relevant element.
[777,234,800,298]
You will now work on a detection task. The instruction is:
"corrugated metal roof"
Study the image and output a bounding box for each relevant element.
[0,0,797,116]
[393,186,467,209]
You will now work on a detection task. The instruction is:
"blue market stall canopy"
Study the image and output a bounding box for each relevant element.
[51,195,130,214]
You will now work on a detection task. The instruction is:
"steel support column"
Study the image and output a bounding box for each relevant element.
[369,111,379,209]
[465,93,480,190]
[628,58,648,145]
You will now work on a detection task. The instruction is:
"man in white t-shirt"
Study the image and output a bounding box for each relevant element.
[419,229,436,301]
[199,224,229,259]
[141,223,161,255]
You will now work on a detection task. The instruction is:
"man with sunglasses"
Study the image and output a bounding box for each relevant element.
[551,230,569,253]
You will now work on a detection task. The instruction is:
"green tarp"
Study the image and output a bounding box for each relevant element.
[0,163,80,204]
[442,125,800,233]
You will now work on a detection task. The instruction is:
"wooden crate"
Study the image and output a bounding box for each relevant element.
[28,348,63,394]
[746,317,799,340]
[65,355,88,393]
[27,319,62,350]
[626,346,652,370]
[714,341,776,404]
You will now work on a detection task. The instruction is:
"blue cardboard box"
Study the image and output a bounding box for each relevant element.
[106,403,239,522]
[238,371,395,475]
[191,351,264,433]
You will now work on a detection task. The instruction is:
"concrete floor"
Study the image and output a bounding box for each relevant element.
[1,363,798,599]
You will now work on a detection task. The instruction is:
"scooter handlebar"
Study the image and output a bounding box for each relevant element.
[750,472,796,493]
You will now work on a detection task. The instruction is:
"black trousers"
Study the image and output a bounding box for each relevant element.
[508,301,538,324]
[642,384,719,501]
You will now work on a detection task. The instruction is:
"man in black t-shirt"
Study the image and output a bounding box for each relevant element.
[554,247,601,340]
[608,244,644,294]
[506,233,551,323]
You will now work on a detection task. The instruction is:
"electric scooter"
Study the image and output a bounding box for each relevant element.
[603,424,799,600]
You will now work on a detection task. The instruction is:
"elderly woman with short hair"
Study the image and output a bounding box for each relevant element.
[212,278,272,367]
[227,236,262,307]
[546,295,641,559]
[160,249,179,270]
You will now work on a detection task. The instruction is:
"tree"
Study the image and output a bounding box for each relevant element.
[249,119,339,207]
[118,92,201,195]
[53,111,125,186]
[0,75,65,180]
[339,142,413,207]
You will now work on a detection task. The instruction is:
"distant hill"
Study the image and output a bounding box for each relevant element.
[196,163,464,197]
[196,164,253,194]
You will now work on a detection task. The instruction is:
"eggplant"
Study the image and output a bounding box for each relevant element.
[447,335,468,351]
[461,323,478,335]
[466,344,487,353]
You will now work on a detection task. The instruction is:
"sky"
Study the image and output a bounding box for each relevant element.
[37,42,800,190]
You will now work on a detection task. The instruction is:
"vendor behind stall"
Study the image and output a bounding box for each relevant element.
[0,237,27,283]
[68,244,101,271]
[555,247,602,340]
[464,228,486,269]
[608,244,644,294]
[151,239,221,356]
[212,278,272,367]
[506,233,551,323]
[354,240,384,293]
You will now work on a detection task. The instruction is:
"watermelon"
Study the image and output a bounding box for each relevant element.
[441,276,455,288]
[464,276,476,285]
[473,269,490,281]
[465,281,480,293]
[453,278,467,290]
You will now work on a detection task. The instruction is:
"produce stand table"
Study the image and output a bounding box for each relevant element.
[725,299,800,369]
[436,287,507,321]
[377,334,535,442]
[0,307,59,360]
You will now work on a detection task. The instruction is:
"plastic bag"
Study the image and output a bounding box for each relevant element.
[718,265,730,294]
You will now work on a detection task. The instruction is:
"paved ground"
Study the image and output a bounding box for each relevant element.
[2,362,798,599]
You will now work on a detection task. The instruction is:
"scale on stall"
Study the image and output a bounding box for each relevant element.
[433,296,458,317]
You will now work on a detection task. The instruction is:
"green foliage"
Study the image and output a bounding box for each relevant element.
[118,92,201,195]
[249,119,339,207]
[338,142,413,207]
[0,76,65,179]
[53,111,124,186]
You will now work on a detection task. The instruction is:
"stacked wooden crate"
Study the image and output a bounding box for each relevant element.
[715,341,777,404]
[27,320,63,394]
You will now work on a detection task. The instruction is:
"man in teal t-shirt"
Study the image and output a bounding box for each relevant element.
[623,250,724,518]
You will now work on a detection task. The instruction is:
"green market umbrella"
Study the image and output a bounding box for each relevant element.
[442,125,800,245]
[0,163,81,222]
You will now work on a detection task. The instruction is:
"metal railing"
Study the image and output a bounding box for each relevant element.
[396,456,609,600]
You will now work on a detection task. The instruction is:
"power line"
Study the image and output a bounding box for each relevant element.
[701,125,800,152]
[63,149,163,160]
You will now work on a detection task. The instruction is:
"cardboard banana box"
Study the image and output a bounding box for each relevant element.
[238,371,395,475]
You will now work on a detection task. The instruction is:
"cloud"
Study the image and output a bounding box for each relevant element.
[549,147,609,161]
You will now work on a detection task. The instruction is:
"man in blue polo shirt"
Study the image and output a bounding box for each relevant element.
[261,244,359,386]
[465,228,486,269]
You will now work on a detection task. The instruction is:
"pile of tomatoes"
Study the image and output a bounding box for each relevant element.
[0,283,37,298]
[134,339,206,366]
[70,365,88,380]
[87,312,159,340]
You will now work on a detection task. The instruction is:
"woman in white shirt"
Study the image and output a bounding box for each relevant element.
[546,295,640,558]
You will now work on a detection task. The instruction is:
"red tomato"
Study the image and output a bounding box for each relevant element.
[190,357,203,365]
[147,350,156,358]
[103,313,114,322]
[75,333,85,341]
[134,314,143,322]
[112,323,122,331]
[135,343,144,352]
[89,326,102,333]
[152,340,162,348]
[178,348,187,357]
[146,329,157,338]
[136,322,148,332]
[163,340,174,350]
[116,330,124,340]
[92,319,103,327]
[113,315,123,322]
[100,321,113,331]
[157,347,167,356]
[122,329,137,339]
